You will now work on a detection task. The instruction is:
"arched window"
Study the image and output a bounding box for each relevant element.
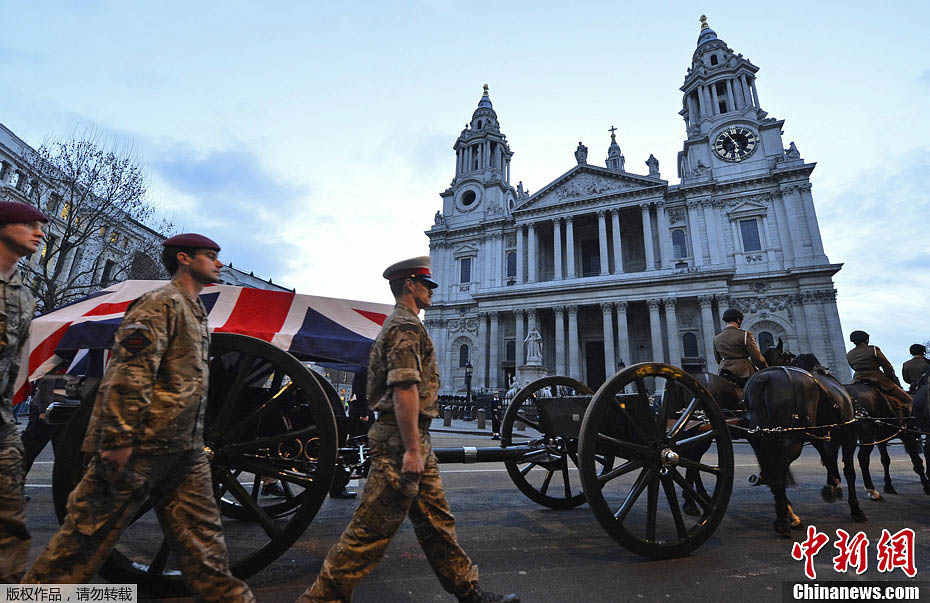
[672,229,688,259]
[682,332,699,357]
[710,54,718,66]
[477,120,483,129]
[459,344,470,368]
[506,251,516,278]
[757,331,774,352]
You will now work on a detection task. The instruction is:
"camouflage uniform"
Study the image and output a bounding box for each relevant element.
[23,280,254,602]
[0,270,35,583]
[713,325,767,379]
[300,304,479,603]
[847,343,911,414]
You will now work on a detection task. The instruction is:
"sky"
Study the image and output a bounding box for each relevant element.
[2,1,928,370]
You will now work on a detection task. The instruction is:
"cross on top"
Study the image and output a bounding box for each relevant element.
[609,125,617,140]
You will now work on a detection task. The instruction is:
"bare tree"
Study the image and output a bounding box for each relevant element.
[5,131,174,311]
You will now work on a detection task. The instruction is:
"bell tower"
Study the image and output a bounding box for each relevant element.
[676,15,790,183]
[439,85,515,224]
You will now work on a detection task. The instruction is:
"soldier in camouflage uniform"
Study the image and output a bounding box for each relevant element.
[299,257,518,603]
[23,233,254,602]
[0,202,47,583]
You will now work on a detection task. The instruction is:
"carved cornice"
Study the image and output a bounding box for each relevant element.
[567,304,579,315]
[553,305,565,315]
[488,310,499,321]
[664,297,677,309]
[647,299,661,310]
[513,308,525,318]
[698,294,714,307]
[600,302,613,313]
[615,300,628,312]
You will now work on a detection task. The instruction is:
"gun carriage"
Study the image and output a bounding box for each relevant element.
[27,282,734,595]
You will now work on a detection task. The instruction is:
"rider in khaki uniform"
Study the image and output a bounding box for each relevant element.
[299,257,518,603]
[24,234,254,603]
[902,344,930,394]
[846,330,911,414]
[0,202,47,583]
[713,308,767,382]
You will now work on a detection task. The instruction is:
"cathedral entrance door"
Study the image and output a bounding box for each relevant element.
[584,340,606,389]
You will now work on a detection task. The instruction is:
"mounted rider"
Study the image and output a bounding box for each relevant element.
[901,343,930,394]
[846,330,911,415]
[713,308,768,387]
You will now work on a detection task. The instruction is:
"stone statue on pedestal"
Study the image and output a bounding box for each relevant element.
[574,142,588,165]
[524,328,543,365]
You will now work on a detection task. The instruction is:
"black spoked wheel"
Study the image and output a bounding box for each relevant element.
[578,363,733,559]
[52,333,338,595]
[501,376,613,509]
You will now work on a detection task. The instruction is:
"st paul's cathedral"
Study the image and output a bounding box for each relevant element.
[424,17,849,394]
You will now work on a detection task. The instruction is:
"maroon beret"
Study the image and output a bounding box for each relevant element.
[0,201,49,225]
[161,233,221,251]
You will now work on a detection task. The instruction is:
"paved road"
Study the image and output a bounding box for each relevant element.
[21,427,930,602]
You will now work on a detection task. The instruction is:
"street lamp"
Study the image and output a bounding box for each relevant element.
[464,360,473,407]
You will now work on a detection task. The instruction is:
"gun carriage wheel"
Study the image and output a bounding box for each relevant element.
[578,363,734,559]
[501,376,614,509]
[52,333,338,595]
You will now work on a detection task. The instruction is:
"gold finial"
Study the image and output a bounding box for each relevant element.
[699,15,708,30]
[483,83,489,95]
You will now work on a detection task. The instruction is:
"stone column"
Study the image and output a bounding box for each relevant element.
[760,214,778,265]
[552,218,563,280]
[800,291,829,367]
[647,299,664,362]
[553,305,566,376]
[516,225,525,284]
[778,186,807,261]
[739,75,751,107]
[697,85,707,117]
[665,298,681,366]
[567,305,580,379]
[514,308,525,366]
[820,290,850,381]
[597,210,609,275]
[601,302,616,379]
[686,200,704,267]
[565,216,576,279]
[611,209,623,273]
[725,79,735,113]
[488,311,500,390]
[732,78,744,110]
[790,294,811,354]
[710,84,720,115]
[771,193,795,268]
[655,201,670,269]
[640,203,655,270]
[702,202,722,265]
[799,184,827,260]
[476,312,488,389]
[615,301,631,368]
[699,295,718,373]
[750,77,760,108]
[527,222,537,282]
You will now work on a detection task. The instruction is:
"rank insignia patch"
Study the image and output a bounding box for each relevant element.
[121,329,152,357]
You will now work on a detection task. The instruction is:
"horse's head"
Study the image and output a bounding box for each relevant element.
[793,353,822,372]
[763,337,795,367]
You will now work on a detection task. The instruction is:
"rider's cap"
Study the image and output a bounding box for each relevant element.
[162,233,221,252]
[722,308,744,323]
[909,344,926,356]
[849,330,869,344]
[383,256,438,289]
[0,201,48,225]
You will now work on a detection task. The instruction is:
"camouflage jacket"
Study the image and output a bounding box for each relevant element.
[0,270,35,440]
[367,304,439,419]
[82,279,211,454]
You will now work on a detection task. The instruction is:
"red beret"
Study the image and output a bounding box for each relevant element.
[0,201,49,225]
[161,233,221,251]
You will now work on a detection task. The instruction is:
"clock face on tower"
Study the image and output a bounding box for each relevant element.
[712,126,758,162]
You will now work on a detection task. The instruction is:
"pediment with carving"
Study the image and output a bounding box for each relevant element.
[517,166,660,213]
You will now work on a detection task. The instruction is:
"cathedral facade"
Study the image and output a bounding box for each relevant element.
[424,18,849,394]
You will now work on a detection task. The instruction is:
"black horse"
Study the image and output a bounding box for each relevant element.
[743,344,866,537]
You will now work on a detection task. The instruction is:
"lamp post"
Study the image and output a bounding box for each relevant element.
[464,360,473,420]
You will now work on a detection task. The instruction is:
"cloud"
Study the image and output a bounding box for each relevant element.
[149,146,315,283]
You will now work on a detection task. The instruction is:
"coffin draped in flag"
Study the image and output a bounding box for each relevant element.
[14,280,394,405]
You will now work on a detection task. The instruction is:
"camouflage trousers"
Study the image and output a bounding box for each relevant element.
[299,417,479,602]
[0,431,29,583]
[23,450,254,602]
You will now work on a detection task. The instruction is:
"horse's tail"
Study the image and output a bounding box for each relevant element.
[743,369,775,429]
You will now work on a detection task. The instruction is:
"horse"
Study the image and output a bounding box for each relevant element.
[743,344,866,537]
[789,355,930,500]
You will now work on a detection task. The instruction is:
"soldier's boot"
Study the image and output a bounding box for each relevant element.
[459,586,520,603]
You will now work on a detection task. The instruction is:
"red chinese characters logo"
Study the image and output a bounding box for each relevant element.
[876,528,916,578]
[792,526,830,579]
[833,529,869,575]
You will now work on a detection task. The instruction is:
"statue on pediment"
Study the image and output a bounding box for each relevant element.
[646,154,660,177]
[574,141,588,165]
[785,141,801,160]
[434,210,444,224]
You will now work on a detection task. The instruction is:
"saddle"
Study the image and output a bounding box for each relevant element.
[851,379,910,418]
[719,369,748,389]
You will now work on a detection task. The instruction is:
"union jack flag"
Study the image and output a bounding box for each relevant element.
[14,280,394,405]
